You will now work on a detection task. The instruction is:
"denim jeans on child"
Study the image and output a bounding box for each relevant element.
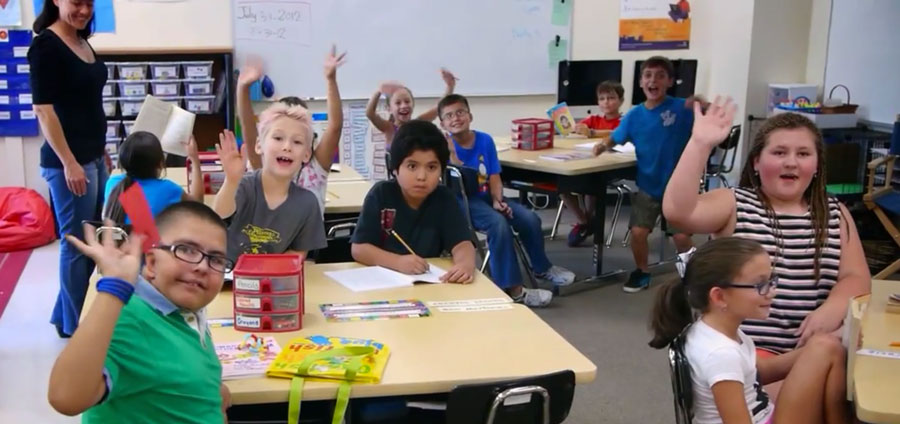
[41,157,108,336]
[466,197,552,289]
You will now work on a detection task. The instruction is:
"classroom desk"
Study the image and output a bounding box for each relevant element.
[84,260,597,406]
[850,279,900,423]
[494,135,637,276]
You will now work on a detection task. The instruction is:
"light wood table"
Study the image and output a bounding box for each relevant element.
[850,279,900,423]
[492,134,637,276]
[84,260,597,405]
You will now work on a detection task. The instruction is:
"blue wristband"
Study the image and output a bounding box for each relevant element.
[97,277,135,304]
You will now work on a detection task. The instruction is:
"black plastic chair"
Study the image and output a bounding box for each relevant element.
[704,125,741,190]
[668,331,694,424]
[444,370,576,424]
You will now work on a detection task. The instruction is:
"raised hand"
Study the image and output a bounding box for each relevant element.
[379,81,404,96]
[323,44,347,80]
[440,68,457,92]
[187,136,200,162]
[238,55,264,87]
[66,221,144,284]
[214,130,247,181]
[690,96,736,149]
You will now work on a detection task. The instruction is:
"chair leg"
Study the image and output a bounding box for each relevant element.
[606,185,625,248]
[874,258,900,280]
[622,228,631,247]
[717,174,730,189]
[480,250,491,273]
[549,198,565,240]
[513,233,539,289]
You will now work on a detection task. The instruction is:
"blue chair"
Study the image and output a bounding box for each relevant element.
[863,119,900,279]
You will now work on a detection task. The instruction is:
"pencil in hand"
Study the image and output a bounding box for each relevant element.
[388,229,431,272]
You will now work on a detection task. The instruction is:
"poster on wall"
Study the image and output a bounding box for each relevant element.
[619,0,691,51]
[0,0,23,27]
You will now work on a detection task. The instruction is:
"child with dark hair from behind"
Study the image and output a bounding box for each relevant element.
[351,120,476,284]
[649,237,849,424]
[103,131,204,224]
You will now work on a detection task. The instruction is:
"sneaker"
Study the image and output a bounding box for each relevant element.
[567,222,593,247]
[536,265,576,286]
[623,269,651,293]
[513,287,553,307]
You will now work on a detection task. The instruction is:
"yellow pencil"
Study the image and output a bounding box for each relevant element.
[388,229,430,271]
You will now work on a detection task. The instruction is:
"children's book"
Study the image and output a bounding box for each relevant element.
[324,265,447,292]
[539,151,594,162]
[216,337,282,380]
[132,95,196,156]
[546,102,576,136]
[266,335,391,383]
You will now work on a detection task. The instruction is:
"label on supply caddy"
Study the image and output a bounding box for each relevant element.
[235,314,260,329]
[235,296,261,310]
[235,278,260,291]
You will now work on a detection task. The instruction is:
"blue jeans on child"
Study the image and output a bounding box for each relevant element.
[41,158,108,336]
[467,196,553,289]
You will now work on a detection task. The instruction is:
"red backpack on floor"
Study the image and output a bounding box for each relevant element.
[0,187,56,252]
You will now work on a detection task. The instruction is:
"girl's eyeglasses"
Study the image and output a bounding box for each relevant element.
[724,275,778,296]
[153,244,234,273]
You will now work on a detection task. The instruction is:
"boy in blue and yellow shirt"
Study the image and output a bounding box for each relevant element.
[48,202,232,423]
[593,56,698,293]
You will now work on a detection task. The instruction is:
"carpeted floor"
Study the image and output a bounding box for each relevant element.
[0,250,33,319]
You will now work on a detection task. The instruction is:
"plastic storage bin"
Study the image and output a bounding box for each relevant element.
[105,137,119,155]
[106,120,120,138]
[186,152,226,194]
[184,78,214,96]
[234,293,300,313]
[116,63,148,80]
[122,120,136,136]
[105,63,116,80]
[118,97,145,117]
[184,95,215,114]
[149,62,180,80]
[232,254,304,333]
[511,118,554,150]
[102,98,117,117]
[117,80,149,97]
[102,81,115,97]
[234,311,301,332]
[151,79,182,96]
[182,61,214,79]
[158,97,182,107]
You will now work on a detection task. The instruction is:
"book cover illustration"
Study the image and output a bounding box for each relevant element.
[266,335,390,383]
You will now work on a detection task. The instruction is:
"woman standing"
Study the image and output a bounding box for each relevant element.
[29,0,109,338]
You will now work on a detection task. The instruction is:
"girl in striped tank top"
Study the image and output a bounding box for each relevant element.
[663,98,870,355]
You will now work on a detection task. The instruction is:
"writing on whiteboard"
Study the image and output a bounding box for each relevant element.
[235,0,312,44]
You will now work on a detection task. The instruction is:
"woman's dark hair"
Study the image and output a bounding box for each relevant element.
[738,112,829,280]
[389,120,450,173]
[102,131,165,224]
[648,238,767,349]
[33,0,95,39]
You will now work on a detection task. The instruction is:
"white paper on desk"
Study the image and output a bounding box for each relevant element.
[574,142,596,151]
[612,143,635,154]
[330,163,342,172]
[325,265,447,292]
[539,151,593,162]
[132,95,196,157]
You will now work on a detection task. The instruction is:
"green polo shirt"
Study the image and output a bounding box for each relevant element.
[82,278,223,424]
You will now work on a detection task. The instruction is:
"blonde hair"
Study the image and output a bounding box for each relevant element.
[257,102,314,146]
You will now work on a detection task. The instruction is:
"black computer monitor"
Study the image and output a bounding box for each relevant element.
[557,60,624,106]
[631,59,698,105]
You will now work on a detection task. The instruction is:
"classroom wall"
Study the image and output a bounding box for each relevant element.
[805,0,833,100]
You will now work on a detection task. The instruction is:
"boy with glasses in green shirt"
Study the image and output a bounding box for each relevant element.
[48,201,233,423]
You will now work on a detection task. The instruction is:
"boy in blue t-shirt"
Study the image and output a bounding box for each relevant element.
[438,94,575,307]
[594,56,697,293]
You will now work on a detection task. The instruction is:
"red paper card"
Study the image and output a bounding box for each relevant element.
[119,183,160,252]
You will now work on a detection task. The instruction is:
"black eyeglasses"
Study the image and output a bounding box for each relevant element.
[154,244,234,273]
[724,275,778,296]
[441,109,469,121]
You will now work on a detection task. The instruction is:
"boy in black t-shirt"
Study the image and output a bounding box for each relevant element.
[351,120,476,283]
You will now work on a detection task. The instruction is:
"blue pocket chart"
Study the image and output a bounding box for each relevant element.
[0,29,39,137]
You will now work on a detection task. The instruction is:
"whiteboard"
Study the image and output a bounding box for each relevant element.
[232,0,572,99]
[824,0,900,125]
